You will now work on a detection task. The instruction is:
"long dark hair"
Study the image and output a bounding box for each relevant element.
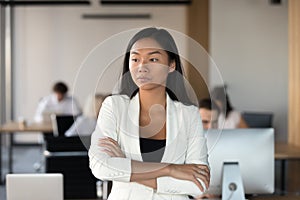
[211,87,233,118]
[119,27,193,105]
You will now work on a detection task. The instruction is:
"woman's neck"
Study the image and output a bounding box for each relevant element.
[139,87,166,111]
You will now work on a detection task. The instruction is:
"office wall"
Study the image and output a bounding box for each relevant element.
[209,0,288,141]
[13,4,187,142]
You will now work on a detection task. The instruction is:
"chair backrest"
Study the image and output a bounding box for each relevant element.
[6,173,63,200]
[51,114,76,137]
[43,136,97,199]
[242,112,273,128]
[45,136,90,152]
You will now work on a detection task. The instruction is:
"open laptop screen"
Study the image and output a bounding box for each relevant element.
[6,173,63,200]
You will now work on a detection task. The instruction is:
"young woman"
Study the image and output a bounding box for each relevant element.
[211,87,248,129]
[89,27,210,200]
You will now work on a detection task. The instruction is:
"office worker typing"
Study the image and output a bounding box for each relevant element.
[34,81,82,123]
[89,27,210,200]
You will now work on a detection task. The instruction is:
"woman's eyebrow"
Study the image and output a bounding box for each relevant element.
[130,50,162,55]
[148,50,162,55]
[130,51,139,55]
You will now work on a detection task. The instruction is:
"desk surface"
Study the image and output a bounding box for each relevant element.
[0,121,53,133]
[251,195,300,200]
[275,142,300,160]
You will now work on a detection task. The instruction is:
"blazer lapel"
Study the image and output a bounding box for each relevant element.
[125,93,180,163]
[161,94,180,163]
[126,93,143,161]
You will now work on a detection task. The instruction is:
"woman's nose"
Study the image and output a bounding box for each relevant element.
[138,60,149,72]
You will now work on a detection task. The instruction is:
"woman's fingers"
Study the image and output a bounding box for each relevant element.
[105,137,119,145]
[169,163,210,192]
[101,148,115,157]
[99,140,119,153]
[194,172,209,189]
[191,165,210,189]
[98,137,125,158]
[196,170,210,188]
[98,138,117,149]
[197,165,210,182]
[99,142,119,156]
[192,175,204,192]
[197,164,210,174]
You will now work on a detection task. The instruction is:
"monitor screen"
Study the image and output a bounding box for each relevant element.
[242,112,273,128]
[205,128,274,196]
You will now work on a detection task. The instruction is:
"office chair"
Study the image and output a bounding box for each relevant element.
[44,136,98,199]
[242,112,273,128]
[43,115,97,199]
[34,114,76,172]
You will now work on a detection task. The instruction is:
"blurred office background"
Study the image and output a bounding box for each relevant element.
[1,0,288,142]
[1,0,298,198]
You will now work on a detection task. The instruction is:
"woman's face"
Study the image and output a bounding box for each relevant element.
[129,38,175,90]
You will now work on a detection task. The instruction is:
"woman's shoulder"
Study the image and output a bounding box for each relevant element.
[103,94,131,106]
[173,100,199,113]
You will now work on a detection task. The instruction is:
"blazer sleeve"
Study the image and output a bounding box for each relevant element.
[88,97,132,182]
[156,106,209,196]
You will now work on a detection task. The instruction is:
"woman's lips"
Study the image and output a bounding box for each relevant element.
[137,77,151,83]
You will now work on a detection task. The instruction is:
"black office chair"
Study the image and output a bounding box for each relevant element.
[44,136,97,199]
[44,115,98,199]
[36,115,76,172]
[242,112,273,128]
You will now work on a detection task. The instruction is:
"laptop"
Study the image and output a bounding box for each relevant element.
[6,173,63,200]
[51,114,76,137]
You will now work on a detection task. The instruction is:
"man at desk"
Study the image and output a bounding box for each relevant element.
[34,81,82,123]
[199,98,220,129]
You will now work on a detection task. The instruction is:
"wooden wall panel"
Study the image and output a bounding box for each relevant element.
[288,0,300,146]
[186,0,209,100]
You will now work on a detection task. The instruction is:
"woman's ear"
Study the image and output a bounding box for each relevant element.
[169,60,176,73]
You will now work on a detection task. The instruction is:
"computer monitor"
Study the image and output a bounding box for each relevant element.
[242,112,273,128]
[205,128,274,199]
[6,173,63,200]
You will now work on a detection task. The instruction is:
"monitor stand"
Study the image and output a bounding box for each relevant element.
[222,162,245,200]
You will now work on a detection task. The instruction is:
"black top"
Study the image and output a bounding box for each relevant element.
[140,137,166,163]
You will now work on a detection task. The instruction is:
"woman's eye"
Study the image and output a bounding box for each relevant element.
[131,58,138,62]
[150,58,159,62]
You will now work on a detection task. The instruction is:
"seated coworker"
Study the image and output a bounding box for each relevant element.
[65,94,106,137]
[199,98,220,130]
[211,87,248,129]
[89,27,210,200]
[34,82,81,123]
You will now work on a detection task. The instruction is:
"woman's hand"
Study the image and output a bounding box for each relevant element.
[168,164,210,192]
[98,137,125,158]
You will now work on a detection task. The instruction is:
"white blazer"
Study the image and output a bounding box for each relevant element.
[89,93,208,200]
